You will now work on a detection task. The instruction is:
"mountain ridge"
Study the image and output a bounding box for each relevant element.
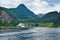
[7,4,40,23]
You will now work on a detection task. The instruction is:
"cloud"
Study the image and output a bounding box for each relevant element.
[0,0,60,14]
[0,0,21,8]
[42,3,60,13]
[21,0,49,14]
[53,3,60,11]
[24,0,60,14]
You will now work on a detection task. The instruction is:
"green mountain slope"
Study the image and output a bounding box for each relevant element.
[40,11,60,27]
[8,4,40,23]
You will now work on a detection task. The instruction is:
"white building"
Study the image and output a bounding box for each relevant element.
[17,23,25,28]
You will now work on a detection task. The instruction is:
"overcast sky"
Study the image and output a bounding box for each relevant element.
[0,0,60,14]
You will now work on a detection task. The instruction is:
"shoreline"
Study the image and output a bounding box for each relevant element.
[0,27,60,35]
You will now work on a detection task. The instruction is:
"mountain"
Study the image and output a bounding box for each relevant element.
[0,7,14,23]
[8,4,40,23]
[37,14,45,18]
[0,4,41,26]
[41,11,60,27]
[0,4,60,27]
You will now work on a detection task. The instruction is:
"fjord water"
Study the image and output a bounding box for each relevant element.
[0,27,60,40]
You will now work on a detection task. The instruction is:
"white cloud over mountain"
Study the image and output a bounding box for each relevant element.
[0,0,60,14]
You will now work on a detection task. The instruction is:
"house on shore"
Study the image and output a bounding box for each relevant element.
[17,23,25,28]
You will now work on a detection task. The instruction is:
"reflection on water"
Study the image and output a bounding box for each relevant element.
[0,27,60,40]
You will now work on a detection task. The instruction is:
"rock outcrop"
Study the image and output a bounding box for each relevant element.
[0,7,13,23]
